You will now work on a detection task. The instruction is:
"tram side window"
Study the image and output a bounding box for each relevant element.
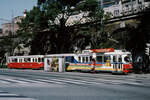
[96,56,103,63]
[33,58,35,62]
[65,56,74,63]
[24,58,27,62]
[8,59,11,63]
[19,59,22,63]
[86,57,88,63]
[12,58,18,63]
[38,58,43,62]
[24,58,31,62]
[78,56,81,62]
[71,56,74,63]
[38,58,40,62]
[113,56,117,62]
[32,58,37,62]
[90,56,92,62]
[82,57,85,63]
[65,57,69,62]
[35,58,38,62]
[42,58,44,62]
[104,56,111,62]
[118,56,122,62]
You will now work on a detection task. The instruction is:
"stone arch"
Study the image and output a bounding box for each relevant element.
[107,25,135,50]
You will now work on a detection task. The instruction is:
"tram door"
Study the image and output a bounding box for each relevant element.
[112,55,123,73]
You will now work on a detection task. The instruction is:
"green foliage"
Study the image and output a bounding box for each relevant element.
[0,37,14,65]
[37,0,46,5]
[0,65,7,68]
[77,0,97,11]
[104,12,113,20]
[17,0,104,54]
[77,0,103,20]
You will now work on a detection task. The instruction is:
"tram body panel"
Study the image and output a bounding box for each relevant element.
[7,55,44,69]
[67,62,113,72]
[67,63,91,71]
[8,62,44,69]
[66,49,133,74]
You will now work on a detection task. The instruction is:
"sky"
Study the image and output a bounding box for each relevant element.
[0,0,37,28]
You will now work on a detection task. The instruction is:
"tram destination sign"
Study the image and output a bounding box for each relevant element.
[90,48,114,53]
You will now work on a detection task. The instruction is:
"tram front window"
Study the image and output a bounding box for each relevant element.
[124,55,131,63]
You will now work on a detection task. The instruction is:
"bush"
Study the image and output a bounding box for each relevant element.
[0,65,8,68]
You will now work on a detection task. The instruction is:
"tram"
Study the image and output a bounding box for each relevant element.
[7,55,44,69]
[66,48,133,74]
[7,48,133,74]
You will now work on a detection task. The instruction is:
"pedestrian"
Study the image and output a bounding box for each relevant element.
[91,58,96,74]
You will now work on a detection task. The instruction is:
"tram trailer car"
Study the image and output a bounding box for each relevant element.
[8,55,44,69]
[66,49,133,74]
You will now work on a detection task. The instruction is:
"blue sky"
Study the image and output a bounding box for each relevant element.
[0,0,37,28]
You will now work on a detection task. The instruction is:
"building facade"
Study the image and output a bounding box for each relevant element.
[2,16,24,36]
[66,0,150,25]
[103,0,150,18]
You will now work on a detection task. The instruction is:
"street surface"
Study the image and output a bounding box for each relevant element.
[0,69,150,100]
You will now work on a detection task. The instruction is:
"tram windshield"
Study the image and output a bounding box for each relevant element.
[124,55,132,63]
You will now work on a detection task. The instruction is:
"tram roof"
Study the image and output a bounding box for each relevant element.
[45,53,93,58]
[8,55,44,58]
[104,50,131,55]
[45,53,75,58]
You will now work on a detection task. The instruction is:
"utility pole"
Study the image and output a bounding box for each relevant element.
[12,10,15,35]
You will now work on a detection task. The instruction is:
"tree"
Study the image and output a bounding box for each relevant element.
[17,6,50,54]
[37,0,46,6]
[0,37,14,65]
[17,0,104,54]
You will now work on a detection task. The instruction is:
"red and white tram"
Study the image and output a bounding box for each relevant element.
[8,55,44,69]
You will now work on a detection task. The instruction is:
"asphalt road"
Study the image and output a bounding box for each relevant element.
[0,69,150,100]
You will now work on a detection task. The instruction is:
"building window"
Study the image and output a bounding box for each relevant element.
[114,10,120,16]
